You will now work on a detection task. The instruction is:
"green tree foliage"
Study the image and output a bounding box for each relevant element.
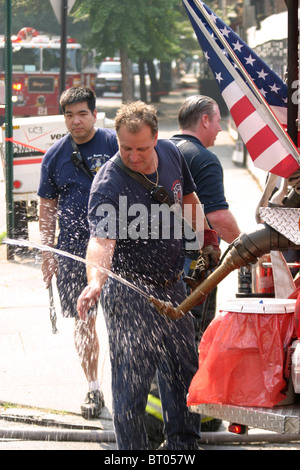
[73,0,182,63]
[72,0,201,101]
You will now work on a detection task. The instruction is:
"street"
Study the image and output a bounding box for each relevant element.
[1,86,300,450]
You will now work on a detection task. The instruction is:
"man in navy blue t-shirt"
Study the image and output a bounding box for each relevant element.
[77,101,220,450]
[38,87,118,419]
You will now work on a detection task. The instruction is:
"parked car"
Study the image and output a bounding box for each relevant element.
[95,60,122,96]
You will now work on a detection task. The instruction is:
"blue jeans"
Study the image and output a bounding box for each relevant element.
[102,277,201,450]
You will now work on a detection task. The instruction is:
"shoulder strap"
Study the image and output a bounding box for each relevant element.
[111,154,155,191]
[111,154,173,207]
[69,134,94,181]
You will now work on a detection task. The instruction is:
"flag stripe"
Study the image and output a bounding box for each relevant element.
[254,140,289,170]
[237,111,266,143]
[246,126,278,161]
[222,81,244,108]
[230,96,256,128]
[271,156,300,178]
[271,106,287,126]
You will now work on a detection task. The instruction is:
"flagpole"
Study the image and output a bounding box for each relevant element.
[191,0,300,159]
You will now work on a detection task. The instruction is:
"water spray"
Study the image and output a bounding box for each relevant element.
[3,217,300,322]
[1,238,149,300]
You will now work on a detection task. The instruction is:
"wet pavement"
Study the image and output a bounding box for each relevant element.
[2,77,300,450]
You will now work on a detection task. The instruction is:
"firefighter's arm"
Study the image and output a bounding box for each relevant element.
[39,197,58,288]
[207,209,240,244]
[182,191,210,232]
[182,191,221,266]
[182,192,221,288]
[77,237,116,321]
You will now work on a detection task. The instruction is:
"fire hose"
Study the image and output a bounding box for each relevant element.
[1,425,300,445]
[149,188,300,320]
[0,426,116,443]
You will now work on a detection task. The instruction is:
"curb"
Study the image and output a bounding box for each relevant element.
[0,403,114,431]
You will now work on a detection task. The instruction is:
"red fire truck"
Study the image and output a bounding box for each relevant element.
[0,27,97,118]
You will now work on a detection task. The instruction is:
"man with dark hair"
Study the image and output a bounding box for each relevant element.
[78,100,221,450]
[171,95,240,341]
[38,86,118,419]
[59,86,96,116]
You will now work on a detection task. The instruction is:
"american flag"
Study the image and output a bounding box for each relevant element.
[182,0,300,178]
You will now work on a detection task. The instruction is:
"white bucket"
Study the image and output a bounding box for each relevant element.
[220,298,296,315]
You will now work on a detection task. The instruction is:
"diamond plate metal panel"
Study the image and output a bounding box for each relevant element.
[260,207,300,245]
[190,404,300,434]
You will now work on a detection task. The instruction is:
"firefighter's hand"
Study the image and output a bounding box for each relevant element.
[183,230,221,291]
[201,229,221,270]
[183,254,206,291]
[77,283,101,322]
[41,252,58,289]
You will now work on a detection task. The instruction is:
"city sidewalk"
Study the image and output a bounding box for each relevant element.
[0,77,263,436]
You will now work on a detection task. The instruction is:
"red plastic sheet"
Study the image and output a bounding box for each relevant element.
[187,309,296,408]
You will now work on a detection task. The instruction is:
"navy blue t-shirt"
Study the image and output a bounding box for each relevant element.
[171,134,229,215]
[88,139,196,281]
[38,128,119,247]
